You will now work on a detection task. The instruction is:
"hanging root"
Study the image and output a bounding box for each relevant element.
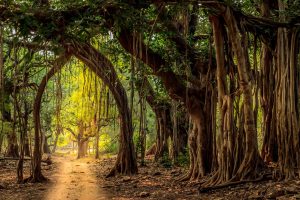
[198,173,272,193]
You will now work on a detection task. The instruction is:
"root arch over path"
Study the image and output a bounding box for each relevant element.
[31,42,137,181]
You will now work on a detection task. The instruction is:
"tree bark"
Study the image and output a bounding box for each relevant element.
[273,0,300,179]
[260,0,278,163]
[222,8,263,181]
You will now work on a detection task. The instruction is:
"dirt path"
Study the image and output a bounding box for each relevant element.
[44,156,109,200]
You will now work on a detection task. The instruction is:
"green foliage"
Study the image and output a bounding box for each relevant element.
[0,122,13,136]
[57,134,69,147]
[159,152,172,169]
[174,150,189,167]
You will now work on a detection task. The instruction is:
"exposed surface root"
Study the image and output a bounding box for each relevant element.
[198,173,272,193]
[24,174,48,183]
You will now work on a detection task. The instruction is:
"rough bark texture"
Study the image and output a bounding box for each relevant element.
[260,0,278,163]
[222,8,263,181]
[274,0,300,179]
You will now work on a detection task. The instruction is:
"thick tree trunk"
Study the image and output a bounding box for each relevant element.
[65,41,137,176]
[117,29,211,180]
[273,1,300,179]
[222,8,263,181]
[154,108,171,161]
[77,139,87,159]
[177,90,213,182]
[202,16,242,186]
[260,0,278,164]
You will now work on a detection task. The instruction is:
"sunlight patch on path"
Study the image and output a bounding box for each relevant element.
[44,157,108,200]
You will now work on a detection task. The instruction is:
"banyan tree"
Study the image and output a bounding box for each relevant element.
[0,0,300,190]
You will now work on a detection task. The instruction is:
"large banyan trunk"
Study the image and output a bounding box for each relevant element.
[30,53,70,182]
[65,41,137,176]
[182,91,213,181]
[207,16,236,185]
[273,0,300,179]
[260,0,278,163]
[221,8,263,181]
[200,10,264,189]
[117,29,212,180]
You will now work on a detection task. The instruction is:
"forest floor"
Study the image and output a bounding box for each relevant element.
[1,154,300,199]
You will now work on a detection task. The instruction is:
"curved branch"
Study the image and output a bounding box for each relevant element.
[30,52,70,182]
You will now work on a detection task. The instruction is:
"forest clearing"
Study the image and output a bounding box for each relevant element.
[1,0,300,199]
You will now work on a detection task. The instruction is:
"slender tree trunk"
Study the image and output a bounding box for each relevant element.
[95,130,100,159]
[0,27,3,156]
[171,100,179,162]
[95,83,104,159]
[43,135,51,154]
[51,134,59,154]
[154,108,171,160]
[0,134,3,155]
